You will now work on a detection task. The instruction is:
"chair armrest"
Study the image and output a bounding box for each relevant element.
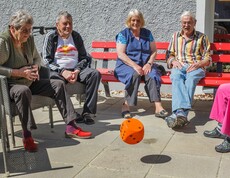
[0,75,12,116]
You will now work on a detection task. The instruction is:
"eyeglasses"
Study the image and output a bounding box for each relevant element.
[18,27,32,34]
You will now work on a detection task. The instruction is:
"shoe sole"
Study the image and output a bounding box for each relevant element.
[215,148,230,153]
[65,133,91,139]
[155,114,166,118]
[155,111,169,118]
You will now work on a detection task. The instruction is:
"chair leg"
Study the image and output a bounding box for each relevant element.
[102,81,111,97]
[1,127,9,176]
[9,116,16,148]
[1,105,10,176]
[48,105,53,128]
[76,94,82,105]
[5,124,10,152]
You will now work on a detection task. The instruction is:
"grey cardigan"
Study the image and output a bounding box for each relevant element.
[0,30,41,86]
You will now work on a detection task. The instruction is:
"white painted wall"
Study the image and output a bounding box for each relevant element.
[196,0,215,42]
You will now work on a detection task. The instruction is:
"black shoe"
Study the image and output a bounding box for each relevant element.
[215,139,230,153]
[75,113,84,123]
[203,127,225,139]
[121,110,132,119]
[83,113,95,125]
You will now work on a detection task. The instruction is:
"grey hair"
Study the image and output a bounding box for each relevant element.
[180,11,196,22]
[56,11,72,23]
[125,9,145,28]
[9,10,33,30]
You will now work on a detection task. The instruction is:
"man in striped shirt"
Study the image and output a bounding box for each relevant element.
[165,11,211,129]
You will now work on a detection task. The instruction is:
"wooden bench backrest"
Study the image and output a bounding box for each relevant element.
[214,34,230,41]
[91,41,230,63]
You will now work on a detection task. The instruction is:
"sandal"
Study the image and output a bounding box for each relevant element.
[155,109,169,118]
[121,111,132,119]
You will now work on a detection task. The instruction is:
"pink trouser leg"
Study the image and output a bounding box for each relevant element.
[210,83,230,136]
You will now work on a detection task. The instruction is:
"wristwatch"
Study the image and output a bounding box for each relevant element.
[147,62,152,66]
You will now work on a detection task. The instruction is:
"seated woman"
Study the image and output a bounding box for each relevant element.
[204,83,230,153]
[114,9,168,119]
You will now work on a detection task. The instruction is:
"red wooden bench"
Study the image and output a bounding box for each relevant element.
[214,34,230,41]
[91,41,230,97]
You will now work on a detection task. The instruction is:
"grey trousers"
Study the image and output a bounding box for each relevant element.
[9,79,77,131]
[125,71,161,106]
[50,67,101,114]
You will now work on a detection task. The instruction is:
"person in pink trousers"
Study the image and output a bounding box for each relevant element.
[204,83,230,153]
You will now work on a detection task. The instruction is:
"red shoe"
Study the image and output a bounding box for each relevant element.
[23,137,38,152]
[65,127,92,139]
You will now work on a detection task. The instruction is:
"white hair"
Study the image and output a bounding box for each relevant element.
[180,11,196,22]
[10,10,33,30]
[125,9,145,28]
[56,11,72,23]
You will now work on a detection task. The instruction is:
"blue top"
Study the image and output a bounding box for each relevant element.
[114,28,161,89]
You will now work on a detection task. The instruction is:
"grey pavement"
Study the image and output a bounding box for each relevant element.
[0,93,229,178]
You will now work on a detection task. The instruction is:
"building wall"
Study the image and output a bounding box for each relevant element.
[0,0,196,52]
[0,0,196,92]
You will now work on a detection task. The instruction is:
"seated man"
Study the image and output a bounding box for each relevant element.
[43,11,101,125]
[165,11,211,129]
[0,10,92,152]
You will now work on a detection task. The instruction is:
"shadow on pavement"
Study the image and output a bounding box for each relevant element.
[0,149,73,176]
[141,154,172,164]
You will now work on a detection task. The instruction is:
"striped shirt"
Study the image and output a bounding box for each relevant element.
[166,30,211,68]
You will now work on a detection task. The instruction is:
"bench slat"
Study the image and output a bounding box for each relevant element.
[97,68,230,87]
[92,41,116,48]
[212,54,230,62]
[156,54,166,60]
[214,34,230,40]
[211,43,230,50]
[155,42,169,49]
[97,66,230,86]
[199,77,230,87]
[91,52,117,60]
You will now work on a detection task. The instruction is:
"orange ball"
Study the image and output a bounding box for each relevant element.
[120,118,144,144]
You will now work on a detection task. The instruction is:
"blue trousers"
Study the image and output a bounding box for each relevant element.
[170,65,205,113]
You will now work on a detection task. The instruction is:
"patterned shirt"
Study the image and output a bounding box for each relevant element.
[166,30,211,68]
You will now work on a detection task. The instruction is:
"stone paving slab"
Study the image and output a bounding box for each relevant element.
[147,152,220,178]
[0,95,229,178]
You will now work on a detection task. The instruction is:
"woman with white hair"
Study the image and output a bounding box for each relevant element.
[114,9,168,119]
